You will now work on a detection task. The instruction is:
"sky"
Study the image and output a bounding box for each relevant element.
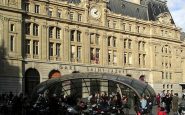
[167,0,185,32]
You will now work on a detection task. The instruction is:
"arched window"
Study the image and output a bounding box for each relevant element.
[25,68,40,95]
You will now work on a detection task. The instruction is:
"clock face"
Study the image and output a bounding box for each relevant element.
[90,7,101,19]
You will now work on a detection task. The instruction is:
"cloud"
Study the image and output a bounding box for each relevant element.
[167,0,185,32]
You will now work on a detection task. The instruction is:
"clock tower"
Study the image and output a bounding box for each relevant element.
[88,0,107,26]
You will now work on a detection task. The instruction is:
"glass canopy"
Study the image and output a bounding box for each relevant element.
[31,72,156,103]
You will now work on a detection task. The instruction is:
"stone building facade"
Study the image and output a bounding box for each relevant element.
[0,0,185,95]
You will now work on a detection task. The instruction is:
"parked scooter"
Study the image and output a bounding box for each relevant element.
[178,102,185,115]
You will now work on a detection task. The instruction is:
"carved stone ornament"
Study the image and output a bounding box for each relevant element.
[156,12,172,25]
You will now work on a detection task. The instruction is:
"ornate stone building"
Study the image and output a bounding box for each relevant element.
[0,0,185,95]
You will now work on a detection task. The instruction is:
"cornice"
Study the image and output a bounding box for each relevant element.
[0,4,24,14]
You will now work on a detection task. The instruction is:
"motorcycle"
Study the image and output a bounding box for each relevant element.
[178,102,185,115]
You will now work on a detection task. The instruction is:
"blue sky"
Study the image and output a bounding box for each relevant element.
[167,0,185,32]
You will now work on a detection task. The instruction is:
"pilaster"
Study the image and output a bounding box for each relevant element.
[3,17,9,54]
[41,24,48,60]
[63,26,70,62]
[84,30,90,64]
[102,33,108,66]
[118,36,123,66]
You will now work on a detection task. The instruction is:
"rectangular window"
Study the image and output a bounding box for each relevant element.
[129,24,132,31]
[124,39,127,49]
[56,43,61,57]
[25,3,29,12]
[49,42,53,56]
[128,52,132,64]
[107,20,110,27]
[143,54,146,66]
[69,12,73,20]
[56,28,61,39]
[35,5,40,13]
[25,23,31,35]
[108,50,112,63]
[78,14,82,22]
[122,23,126,31]
[113,50,117,64]
[48,8,52,17]
[77,31,81,42]
[90,48,94,60]
[124,52,127,64]
[10,35,14,52]
[57,11,61,18]
[95,48,100,63]
[162,72,164,79]
[166,72,168,79]
[90,34,94,44]
[25,39,30,54]
[108,36,111,46]
[77,46,81,61]
[70,30,75,41]
[33,24,38,36]
[137,26,140,33]
[161,30,164,36]
[71,45,75,60]
[139,54,141,65]
[138,41,141,50]
[113,37,116,47]
[128,39,131,49]
[10,24,15,32]
[49,27,54,38]
[113,21,116,29]
[33,40,39,55]
[95,34,99,45]
[143,42,145,51]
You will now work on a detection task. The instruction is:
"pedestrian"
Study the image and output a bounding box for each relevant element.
[139,95,148,115]
[156,93,160,107]
[157,107,167,115]
[146,95,153,115]
[164,94,171,114]
[172,93,179,115]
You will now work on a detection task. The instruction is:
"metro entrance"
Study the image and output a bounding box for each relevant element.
[31,72,156,114]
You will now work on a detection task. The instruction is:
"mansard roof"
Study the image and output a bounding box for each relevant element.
[67,0,174,24]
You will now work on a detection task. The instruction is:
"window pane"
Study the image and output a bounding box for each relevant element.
[25,39,30,54]
[10,35,14,51]
[70,30,75,41]
[33,40,39,55]
[49,43,53,56]
[56,43,61,57]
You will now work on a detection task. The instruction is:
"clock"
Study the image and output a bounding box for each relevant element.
[90,7,101,19]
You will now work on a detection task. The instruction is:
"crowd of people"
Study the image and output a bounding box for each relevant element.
[0,90,156,115]
[0,92,30,115]
[0,90,181,115]
[156,92,179,115]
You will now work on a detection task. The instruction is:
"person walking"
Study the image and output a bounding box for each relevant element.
[157,107,167,115]
[139,95,148,115]
[172,93,179,115]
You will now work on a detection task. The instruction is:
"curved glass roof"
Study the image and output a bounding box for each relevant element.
[32,72,156,102]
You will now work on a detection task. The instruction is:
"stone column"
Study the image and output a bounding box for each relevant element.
[3,17,9,54]
[41,24,48,60]
[117,35,123,66]
[134,37,139,67]
[17,20,22,59]
[102,33,108,66]
[84,30,90,64]
[63,26,69,62]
